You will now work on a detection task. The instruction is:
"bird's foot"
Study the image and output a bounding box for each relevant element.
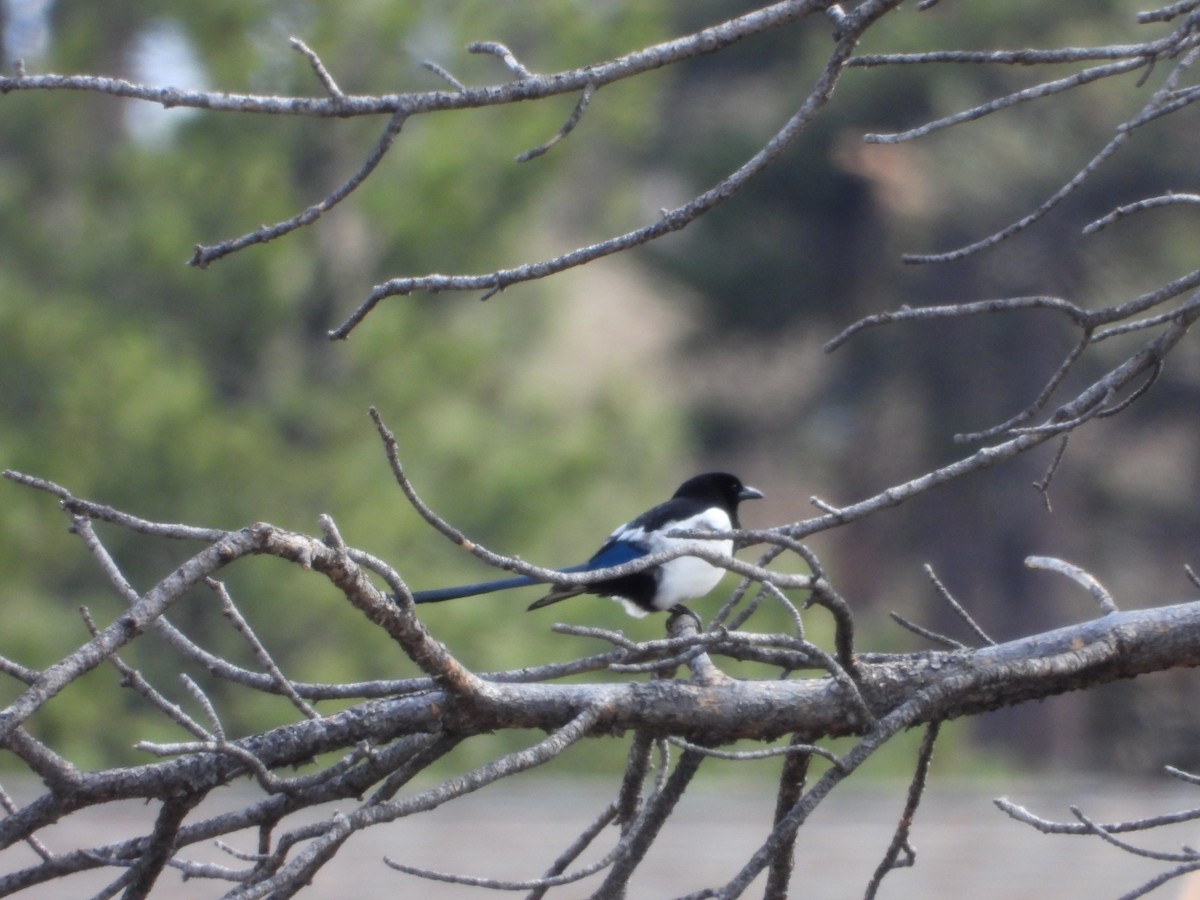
[666,604,703,632]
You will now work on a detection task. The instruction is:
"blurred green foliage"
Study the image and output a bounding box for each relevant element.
[0,1,690,767]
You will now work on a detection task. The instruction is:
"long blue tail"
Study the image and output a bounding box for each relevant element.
[410,560,607,605]
[410,575,541,604]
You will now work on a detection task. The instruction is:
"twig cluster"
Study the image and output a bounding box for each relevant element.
[997,762,1200,899]
[1,0,891,336]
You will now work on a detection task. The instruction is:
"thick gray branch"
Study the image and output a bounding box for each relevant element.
[4,599,1196,857]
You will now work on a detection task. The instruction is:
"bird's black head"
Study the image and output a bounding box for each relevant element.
[673,472,763,525]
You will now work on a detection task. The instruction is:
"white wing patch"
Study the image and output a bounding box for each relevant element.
[615,597,652,618]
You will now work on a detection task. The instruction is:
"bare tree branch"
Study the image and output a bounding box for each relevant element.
[4,3,1200,895]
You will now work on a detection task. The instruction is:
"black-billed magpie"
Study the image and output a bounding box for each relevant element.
[410,472,763,616]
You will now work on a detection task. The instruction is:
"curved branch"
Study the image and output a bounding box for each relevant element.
[188,109,407,267]
[904,40,1200,264]
[369,407,815,593]
[329,1,901,335]
[0,1,824,118]
[780,304,1200,539]
[1,0,840,294]
[6,597,1198,853]
[1084,191,1200,233]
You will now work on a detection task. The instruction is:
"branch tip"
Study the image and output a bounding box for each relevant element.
[1025,556,1118,614]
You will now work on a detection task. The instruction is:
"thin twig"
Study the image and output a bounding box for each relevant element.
[764,737,812,897]
[1026,556,1118,614]
[210,578,320,719]
[616,732,656,828]
[904,42,1200,264]
[1095,360,1163,419]
[467,41,534,79]
[1138,0,1200,24]
[1118,862,1200,900]
[665,735,840,765]
[1093,267,1200,332]
[289,37,344,99]
[806,577,860,677]
[593,748,707,898]
[955,331,1093,443]
[1165,765,1200,786]
[421,60,466,91]
[190,109,406,267]
[824,295,1088,353]
[0,655,38,686]
[1095,292,1200,342]
[889,612,967,649]
[1034,435,1070,511]
[923,564,995,645]
[329,1,877,334]
[715,543,789,629]
[995,795,1200,835]
[904,127,1132,264]
[0,784,53,862]
[526,802,620,900]
[2,470,226,541]
[181,674,225,740]
[370,407,812,593]
[864,721,940,898]
[1084,192,1200,233]
[242,706,606,896]
[1071,805,1200,862]
[385,838,621,890]
[79,606,214,741]
[1184,565,1200,593]
[517,82,596,162]
[864,57,1148,145]
[787,304,1200,546]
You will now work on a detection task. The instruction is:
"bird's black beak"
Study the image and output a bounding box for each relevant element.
[739,485,764,502]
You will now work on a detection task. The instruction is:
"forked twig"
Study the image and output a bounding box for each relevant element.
[864,721,940,898]
[517,81,596,162]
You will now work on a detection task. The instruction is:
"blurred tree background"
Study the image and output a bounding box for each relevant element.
[1,1,1197,774]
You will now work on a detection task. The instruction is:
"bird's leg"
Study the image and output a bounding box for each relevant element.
[666,605,732,685]
[666,604,703,631]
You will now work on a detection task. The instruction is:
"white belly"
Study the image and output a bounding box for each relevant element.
[651,545,731,610]
[640,507,734,611]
